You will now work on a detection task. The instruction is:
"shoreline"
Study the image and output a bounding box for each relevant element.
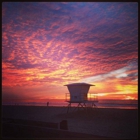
[2,99,138,110]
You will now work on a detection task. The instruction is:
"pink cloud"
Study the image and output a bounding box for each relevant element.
[2,2,138,101]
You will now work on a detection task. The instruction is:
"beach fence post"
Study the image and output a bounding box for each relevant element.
[59,120,68,130]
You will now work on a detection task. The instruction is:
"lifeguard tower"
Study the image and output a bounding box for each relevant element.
[64,83,98,113]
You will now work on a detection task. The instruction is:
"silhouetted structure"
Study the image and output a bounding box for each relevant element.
[47,102,49,107]
[64,83,98,113]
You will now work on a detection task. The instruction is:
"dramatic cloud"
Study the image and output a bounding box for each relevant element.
[80,62,138,83]
[2,2,138,102]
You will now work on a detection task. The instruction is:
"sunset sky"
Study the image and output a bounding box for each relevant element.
[2,2,138,103]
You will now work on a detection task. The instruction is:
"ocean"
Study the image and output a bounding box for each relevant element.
[2,100,138,109]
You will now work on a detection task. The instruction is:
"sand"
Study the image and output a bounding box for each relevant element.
[2,105,138,139]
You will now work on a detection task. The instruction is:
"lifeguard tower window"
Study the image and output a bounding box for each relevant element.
[74,96,77,99]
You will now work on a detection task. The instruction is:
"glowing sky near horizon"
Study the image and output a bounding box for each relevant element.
[2,2,138,102]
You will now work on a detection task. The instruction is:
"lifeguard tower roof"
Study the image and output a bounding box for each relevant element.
[64,82,95,86]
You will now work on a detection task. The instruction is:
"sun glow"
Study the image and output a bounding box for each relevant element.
[124,96,136,100]
[116,84,137,94]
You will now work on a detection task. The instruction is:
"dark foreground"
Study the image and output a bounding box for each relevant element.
[2,105,138,139]
[2,118,109,139]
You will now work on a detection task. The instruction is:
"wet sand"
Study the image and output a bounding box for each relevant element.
[2,105,138,139]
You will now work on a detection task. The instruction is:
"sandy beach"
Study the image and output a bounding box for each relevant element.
[2,105,138,139]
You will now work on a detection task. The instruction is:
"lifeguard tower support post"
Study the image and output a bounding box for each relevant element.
[64,83,98,113]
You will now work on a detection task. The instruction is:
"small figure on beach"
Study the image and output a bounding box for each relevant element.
[47,102,49,107]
